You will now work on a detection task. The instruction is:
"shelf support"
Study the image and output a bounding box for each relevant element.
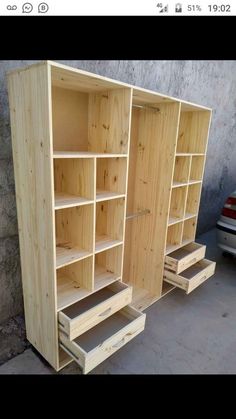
[126,209,150,220]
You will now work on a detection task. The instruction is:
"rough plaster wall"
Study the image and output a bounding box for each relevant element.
[0,60,236,323]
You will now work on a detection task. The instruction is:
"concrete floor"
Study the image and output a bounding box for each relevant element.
[0,228,236,374]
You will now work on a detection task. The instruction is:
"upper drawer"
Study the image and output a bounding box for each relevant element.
[58,281,132,340]
[165,242,206,274]
[164,258,216,294]
[59,305,146,374]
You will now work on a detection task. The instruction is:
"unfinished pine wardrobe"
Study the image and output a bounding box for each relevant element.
[7,61,216,373]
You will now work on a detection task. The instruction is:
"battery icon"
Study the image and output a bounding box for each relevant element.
[175,3,182,12]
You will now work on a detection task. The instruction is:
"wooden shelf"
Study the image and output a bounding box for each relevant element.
[175,153,205,157]
[184,212,197,220]
[96,189,125,202]
[54,192,93,210]
[54,151,128,159]
[95,234,123,254]
[188,180,202,185]
[168,217,183,226]
[172,181,188,188]
[94,264,120,289]
[56,242,92,269]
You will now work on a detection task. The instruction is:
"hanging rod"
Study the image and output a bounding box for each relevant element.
[126,209,150,220]
[132,104,160,112]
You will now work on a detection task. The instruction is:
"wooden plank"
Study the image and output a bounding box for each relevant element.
[54,151,128,158]
[88,88,132,154]
[95,234,123,253]
[56,243,92,269]
[96,190,126,202]
[55,192,93,210]
[124,102,181,297]
[7,63,58,369]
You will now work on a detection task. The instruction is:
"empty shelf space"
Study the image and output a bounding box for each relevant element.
[189,155,205,182]
[182,216,197,242]
[176,110,211,154]
[95,246,123,287]
[166,222,183,253]
[55,205,94,268]
[173,156,191,184]
[57,274,92,311]
[96,157,127,201]
[57,256,93,310]
[94,265,121,290]
[169,186,187,221]
[55,192,93,210]
[54,158,95,207]
[56,242,92,269]
[54,151,128,159]
[95,234,123,253]
[96,198,125,253]
[96,190,125,202]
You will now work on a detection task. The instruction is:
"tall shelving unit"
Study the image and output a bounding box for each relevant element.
[8,61,215,374]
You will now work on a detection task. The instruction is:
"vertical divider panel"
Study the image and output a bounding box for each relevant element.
[92,157,96,291]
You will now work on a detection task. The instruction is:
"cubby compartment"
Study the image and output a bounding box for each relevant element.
[190,156,205,182]
[94,245,123,289]
[54,158,95,209]
[182,217,197,243]
[169,187,187,225]
[172,156,191,186]
[56,205,94,269]
[52,86,131,155]
[95,198,125,253]
[57,256,94,310]
[176,110,211,154]
[96,157,127,201]
[166,222,183,253]
[185,183,202,217]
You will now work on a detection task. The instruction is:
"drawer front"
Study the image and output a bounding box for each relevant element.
[59,282,132,340]
[165,243,206,274]
[59,305,146,374]
[164,258,216,294]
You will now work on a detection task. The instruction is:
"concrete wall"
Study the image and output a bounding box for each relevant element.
[1,60,236,323]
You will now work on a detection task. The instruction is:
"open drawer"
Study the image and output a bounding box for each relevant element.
[164,258,216,294]
[59,282,132,340]
[165,242,206,274]
[59,305,146,374]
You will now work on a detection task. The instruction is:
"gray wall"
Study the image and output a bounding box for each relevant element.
[1,60,236,323]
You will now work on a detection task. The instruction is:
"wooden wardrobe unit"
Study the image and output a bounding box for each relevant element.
[7,61,216,373]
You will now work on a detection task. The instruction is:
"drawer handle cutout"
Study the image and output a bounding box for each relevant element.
[99,307,112,317]
[188,257,197,265]
[112,333,133,349]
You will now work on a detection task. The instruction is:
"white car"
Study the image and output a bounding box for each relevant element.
[216,191,236,256]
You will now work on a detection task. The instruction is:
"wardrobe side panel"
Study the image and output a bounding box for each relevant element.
[7,65,58,368]
[124,103,181,296]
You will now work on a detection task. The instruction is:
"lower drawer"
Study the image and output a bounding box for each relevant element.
[59,282,132,340]
[59,305,146,374]
[165,242,206,274]
[164,258,216,294]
